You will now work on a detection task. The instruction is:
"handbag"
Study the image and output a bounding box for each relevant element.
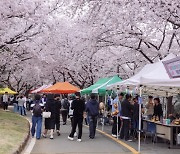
[42,111,51,118]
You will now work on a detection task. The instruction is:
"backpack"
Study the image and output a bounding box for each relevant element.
[33,102,42,117]
[62,99,70,110]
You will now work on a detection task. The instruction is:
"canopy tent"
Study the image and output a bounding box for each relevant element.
[108,53,180,97]
[107,53,180,152]
[81,75,122,95]
[0,87,17,94]
[92,75,122,94]
[81,77,110,95]
[30,84,52,94]
[40,82,80,94]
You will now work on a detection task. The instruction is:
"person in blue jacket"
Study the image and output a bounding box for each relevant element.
[86,93,99,139]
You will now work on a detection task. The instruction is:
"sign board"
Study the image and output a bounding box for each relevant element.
[163,56,180,79]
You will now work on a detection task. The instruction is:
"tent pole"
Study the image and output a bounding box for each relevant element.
[166,92,168,119]
[102,93,107,131]
[138,86,142,153]
[116,90,119,139]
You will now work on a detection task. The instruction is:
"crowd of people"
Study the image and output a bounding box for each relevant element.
[2,91,179,143]
[1,92,33,115]
[110,93,165,141]
[28,91,167,142]
[30,92,99,141]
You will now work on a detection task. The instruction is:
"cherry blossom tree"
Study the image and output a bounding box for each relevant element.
[0,0,180,93]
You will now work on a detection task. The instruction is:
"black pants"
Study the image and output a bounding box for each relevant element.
[70,116,73,128]
[120,119,130,140]
[69,116,83,139]
[112,116,121,135]
[61,110,68,123]
[89,116,98,138]
[3,102,8,110]
[55,114,60,131]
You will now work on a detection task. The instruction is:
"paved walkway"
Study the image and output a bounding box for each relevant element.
[101,124,180,154]
[30,121,132,154]
[7,107,180,154]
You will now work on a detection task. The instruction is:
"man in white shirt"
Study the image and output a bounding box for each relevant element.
[3,92,9,110]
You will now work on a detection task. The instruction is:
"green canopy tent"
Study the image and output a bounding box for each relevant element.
[81,75,122,96]
[92,75,122,94]
[81,77,110,95]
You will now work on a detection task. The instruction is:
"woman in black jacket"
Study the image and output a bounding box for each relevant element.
[42,94,61,139]
[153,97,163,120]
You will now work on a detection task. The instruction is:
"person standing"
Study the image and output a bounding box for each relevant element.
[120,94,133,141]
[18,95,26,116]
[153,97,163,121]
[31,94,44,139]
[111,92,124,138]
[61,95,70,125]
[132,96,144,139]
[54,94,61,136]
[68,92,85,142]
[13,96,18,113]
[3,92,9,111]
[41,94,47,105]
[23,95,27,115]
[145,95,154,119]
[86,93,99,139]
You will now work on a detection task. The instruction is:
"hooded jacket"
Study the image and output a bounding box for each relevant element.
[86,99,99,116]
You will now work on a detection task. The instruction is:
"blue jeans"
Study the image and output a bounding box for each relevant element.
[18,106,25,115]
[13,103,18,112]
[133,119,139,130]
[31,116,42,139]
[89,116,98,138]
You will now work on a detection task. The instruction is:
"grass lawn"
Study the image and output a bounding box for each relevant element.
[0,110,29,154]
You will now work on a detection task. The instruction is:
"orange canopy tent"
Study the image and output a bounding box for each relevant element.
[40,82,80,94]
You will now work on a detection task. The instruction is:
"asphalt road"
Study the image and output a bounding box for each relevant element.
[30,121,132,154]
[7,107,180,154]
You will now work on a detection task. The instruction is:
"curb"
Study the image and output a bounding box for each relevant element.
[13,116,30,154]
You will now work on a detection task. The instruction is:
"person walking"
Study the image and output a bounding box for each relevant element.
[111,92,124,138]
[3,92,9,111]
[43,94,61,139]
[61,95,70,125]
[86,93,99,139]
[68,92,85,142]
[31,94,44,139]
[120,94,133,141]
[69,95,77,137]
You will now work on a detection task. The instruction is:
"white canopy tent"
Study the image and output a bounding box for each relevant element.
[108,53,180,97]
[107,53,180,152]
[31,84,52,94]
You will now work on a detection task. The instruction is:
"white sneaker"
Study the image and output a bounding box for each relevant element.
[74,132,77,137]
[112,134,117,138]
[50,135,53,139]
[77,139,82,142]
[68,136,74,141]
